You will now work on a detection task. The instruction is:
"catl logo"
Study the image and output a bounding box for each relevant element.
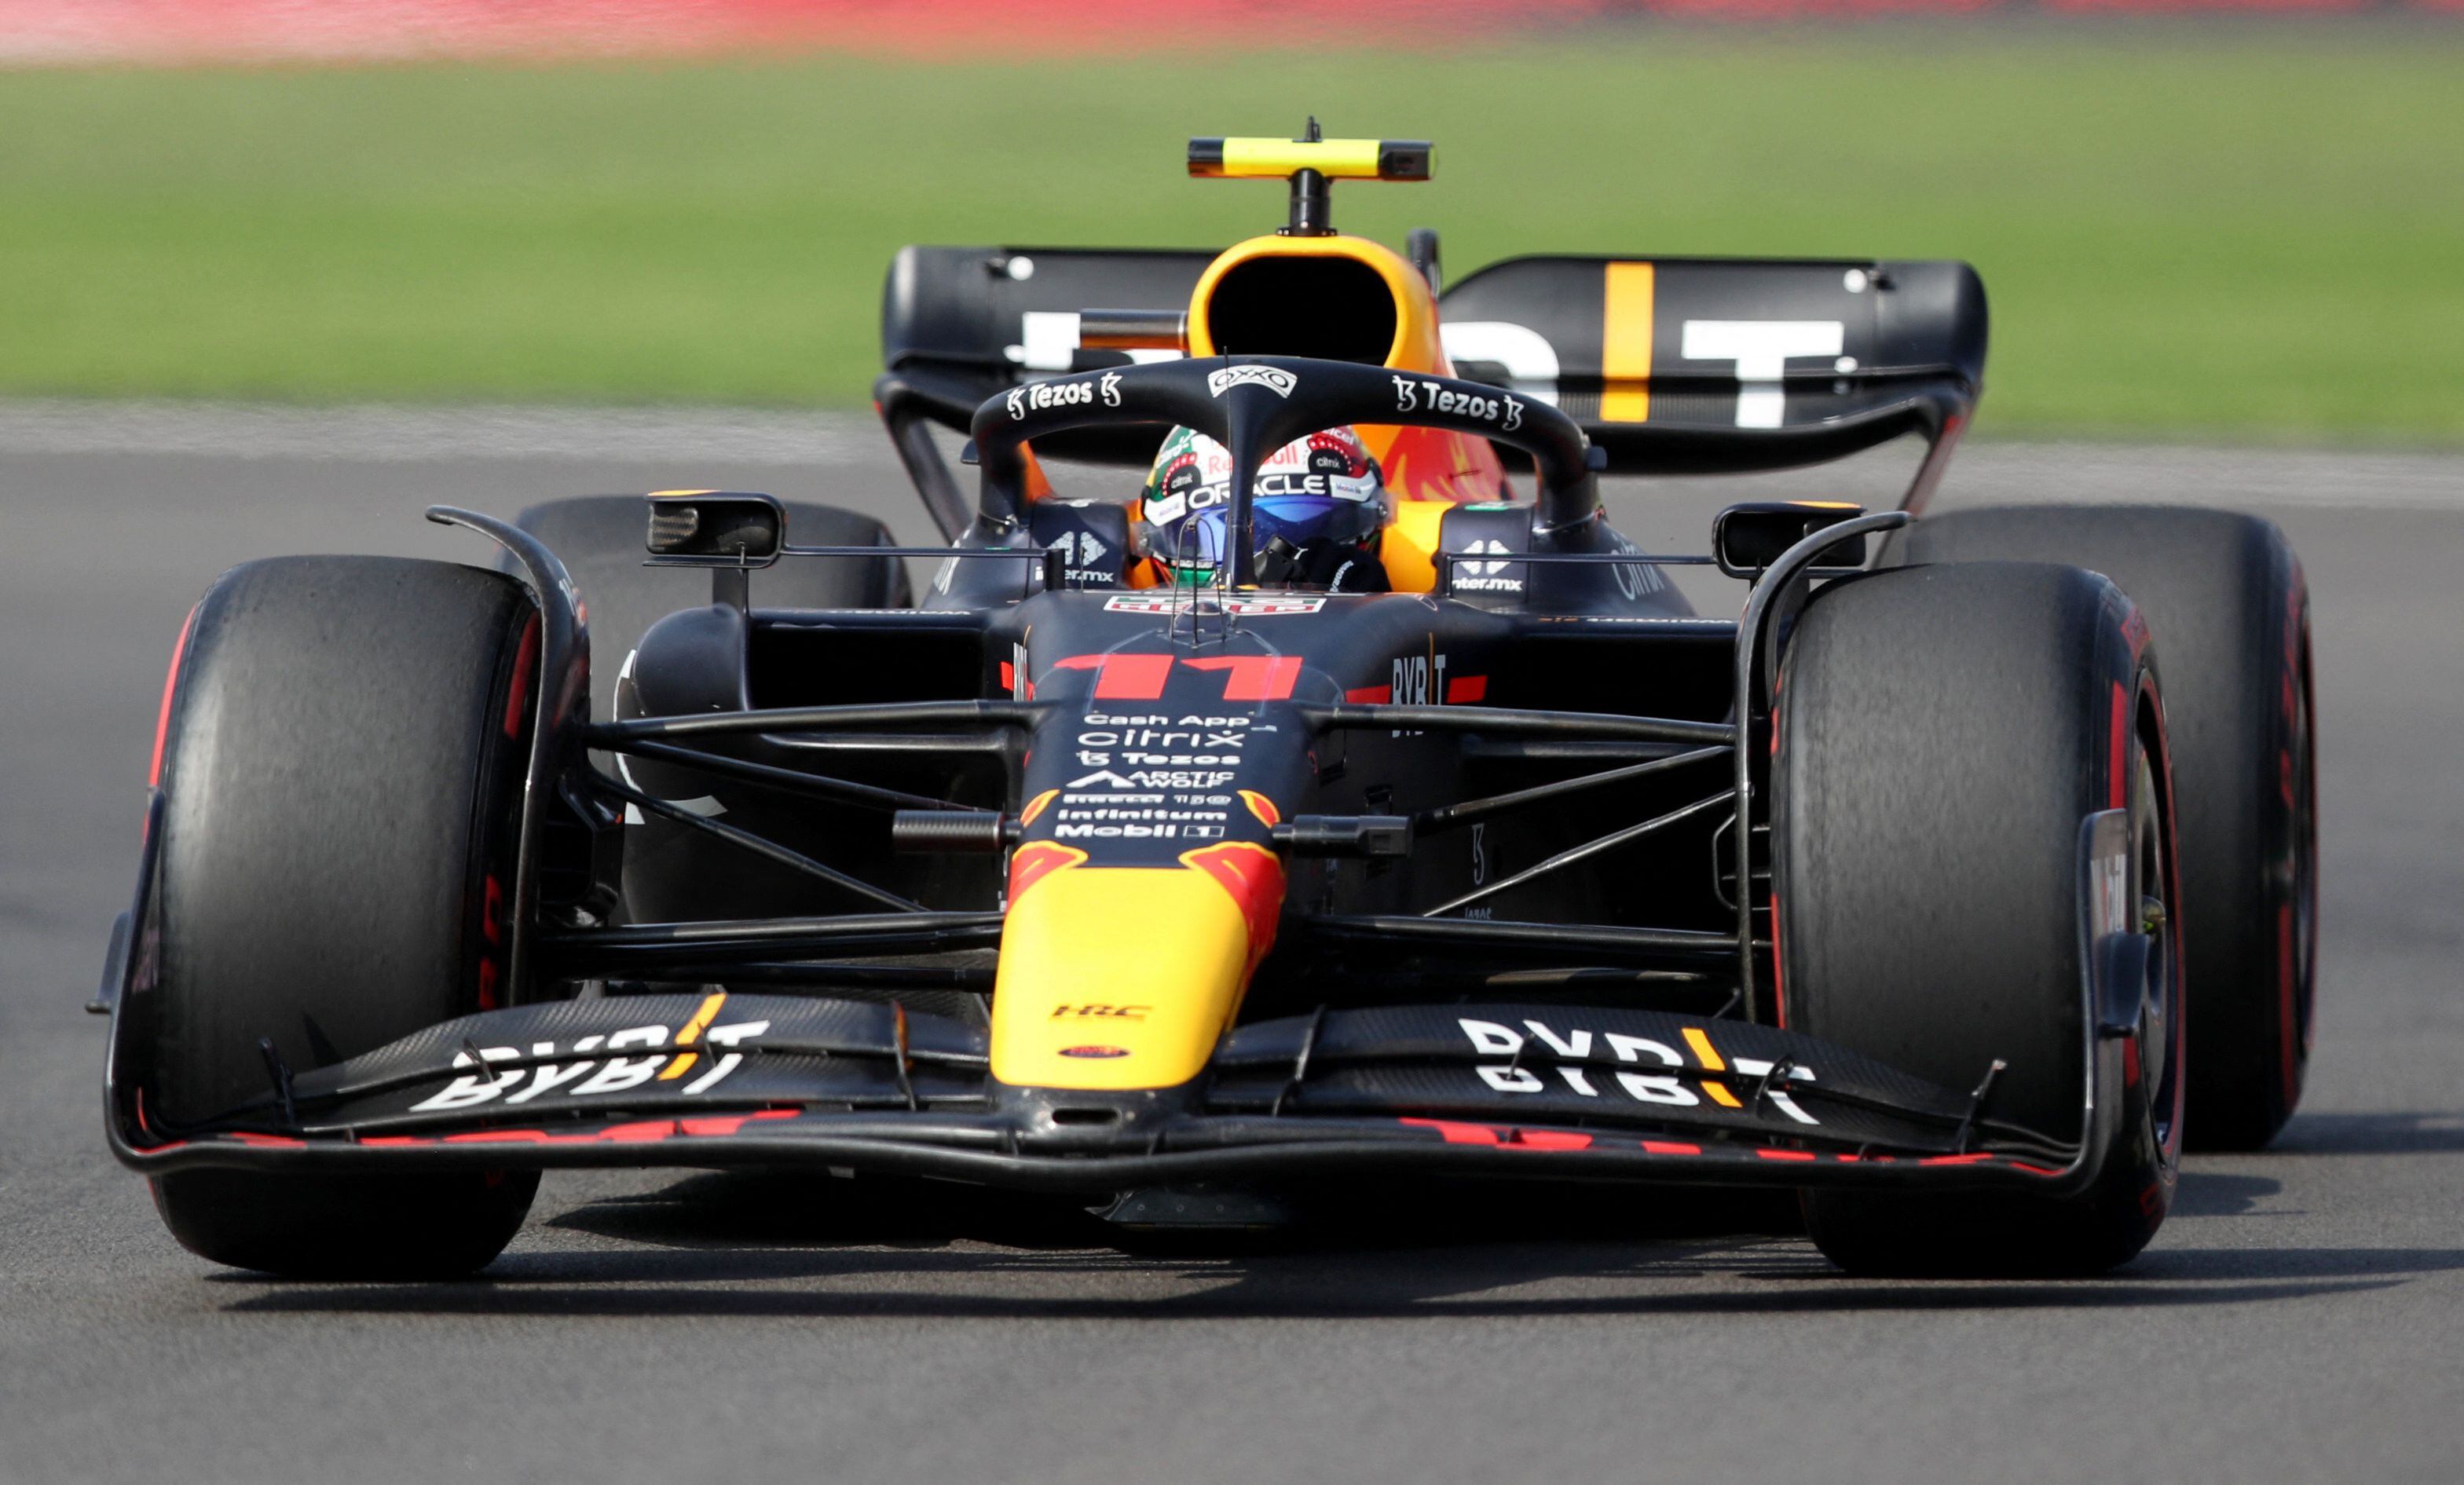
[1206,364,1297,399]
[1053,1004,1149,1020]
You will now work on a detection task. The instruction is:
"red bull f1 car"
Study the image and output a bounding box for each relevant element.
[98,131,2319,1278]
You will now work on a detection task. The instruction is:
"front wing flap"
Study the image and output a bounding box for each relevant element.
[109,993,2089,1195]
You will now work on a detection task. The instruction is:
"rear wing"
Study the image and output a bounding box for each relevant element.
[1437,257,1985,494]
[876,245,1986,535]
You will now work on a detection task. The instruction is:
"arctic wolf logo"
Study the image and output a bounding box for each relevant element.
[1206,365,1297,399]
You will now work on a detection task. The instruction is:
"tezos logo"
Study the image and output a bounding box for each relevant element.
[1393,376,1523,430]
[1206,365,1297,399]
[1008,378,1100,421]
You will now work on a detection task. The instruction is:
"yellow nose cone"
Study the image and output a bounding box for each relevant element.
[990,843,1283,1091]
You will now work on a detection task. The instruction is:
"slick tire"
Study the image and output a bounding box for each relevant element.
[1774,562,2185,1277]
[1887,507,2315,1150]
[143,557,543,1278]
[507,496,912,726]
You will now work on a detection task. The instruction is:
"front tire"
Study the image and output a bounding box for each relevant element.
[1774,562,2185,1276]
[1888,506,2316,1148]
[141,556,544,1277]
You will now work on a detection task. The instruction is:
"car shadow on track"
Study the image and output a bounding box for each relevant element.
[2170,1171,2283,1216]
[211,1169,2464,1320]
[2268,1110,2464,1155]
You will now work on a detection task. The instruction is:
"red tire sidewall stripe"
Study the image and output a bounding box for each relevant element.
[148,604,201,792]
[2142,669,2189,1168]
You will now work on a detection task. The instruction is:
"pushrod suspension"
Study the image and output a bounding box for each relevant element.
[585,769,922,913]
[1303,704,1731,746]
[582,699,1038,744]
[1413,745,1726,833]
[1421,788,1737,919]
[600,736,991,814]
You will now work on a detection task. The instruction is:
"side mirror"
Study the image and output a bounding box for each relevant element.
[1712,501,1867,580]
[645,491,784,568]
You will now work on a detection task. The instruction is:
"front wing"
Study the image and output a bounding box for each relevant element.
[108,993,2112,1196]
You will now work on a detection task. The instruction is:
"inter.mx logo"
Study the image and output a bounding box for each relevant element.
[1454,539,1523,593]
[1461,539,1513,577]
[1047,530,1109,569]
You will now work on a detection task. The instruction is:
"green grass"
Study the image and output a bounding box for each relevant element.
[2,35,2460,441]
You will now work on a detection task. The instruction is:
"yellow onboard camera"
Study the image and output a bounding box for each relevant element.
[1187,119,1432,237]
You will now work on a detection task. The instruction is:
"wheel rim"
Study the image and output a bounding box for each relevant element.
[2132,744,2184,1158]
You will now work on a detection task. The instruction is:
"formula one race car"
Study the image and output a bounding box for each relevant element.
[99,130,2318,1278]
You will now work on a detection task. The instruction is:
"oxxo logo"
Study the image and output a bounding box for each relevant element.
[1206,364,1297,398]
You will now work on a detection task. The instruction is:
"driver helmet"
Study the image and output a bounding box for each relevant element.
[1138,425,1389,589]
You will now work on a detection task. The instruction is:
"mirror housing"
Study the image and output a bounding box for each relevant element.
[1713,501,1867,579]
[645,492,785,568]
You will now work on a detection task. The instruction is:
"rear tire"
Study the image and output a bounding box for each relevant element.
[1888,506,2315,1149]
[142,556,544,1277]
[507,496,911,726]
[1775,562,2184,1276]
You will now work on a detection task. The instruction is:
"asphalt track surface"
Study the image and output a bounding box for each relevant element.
[4,409,2462,1483]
